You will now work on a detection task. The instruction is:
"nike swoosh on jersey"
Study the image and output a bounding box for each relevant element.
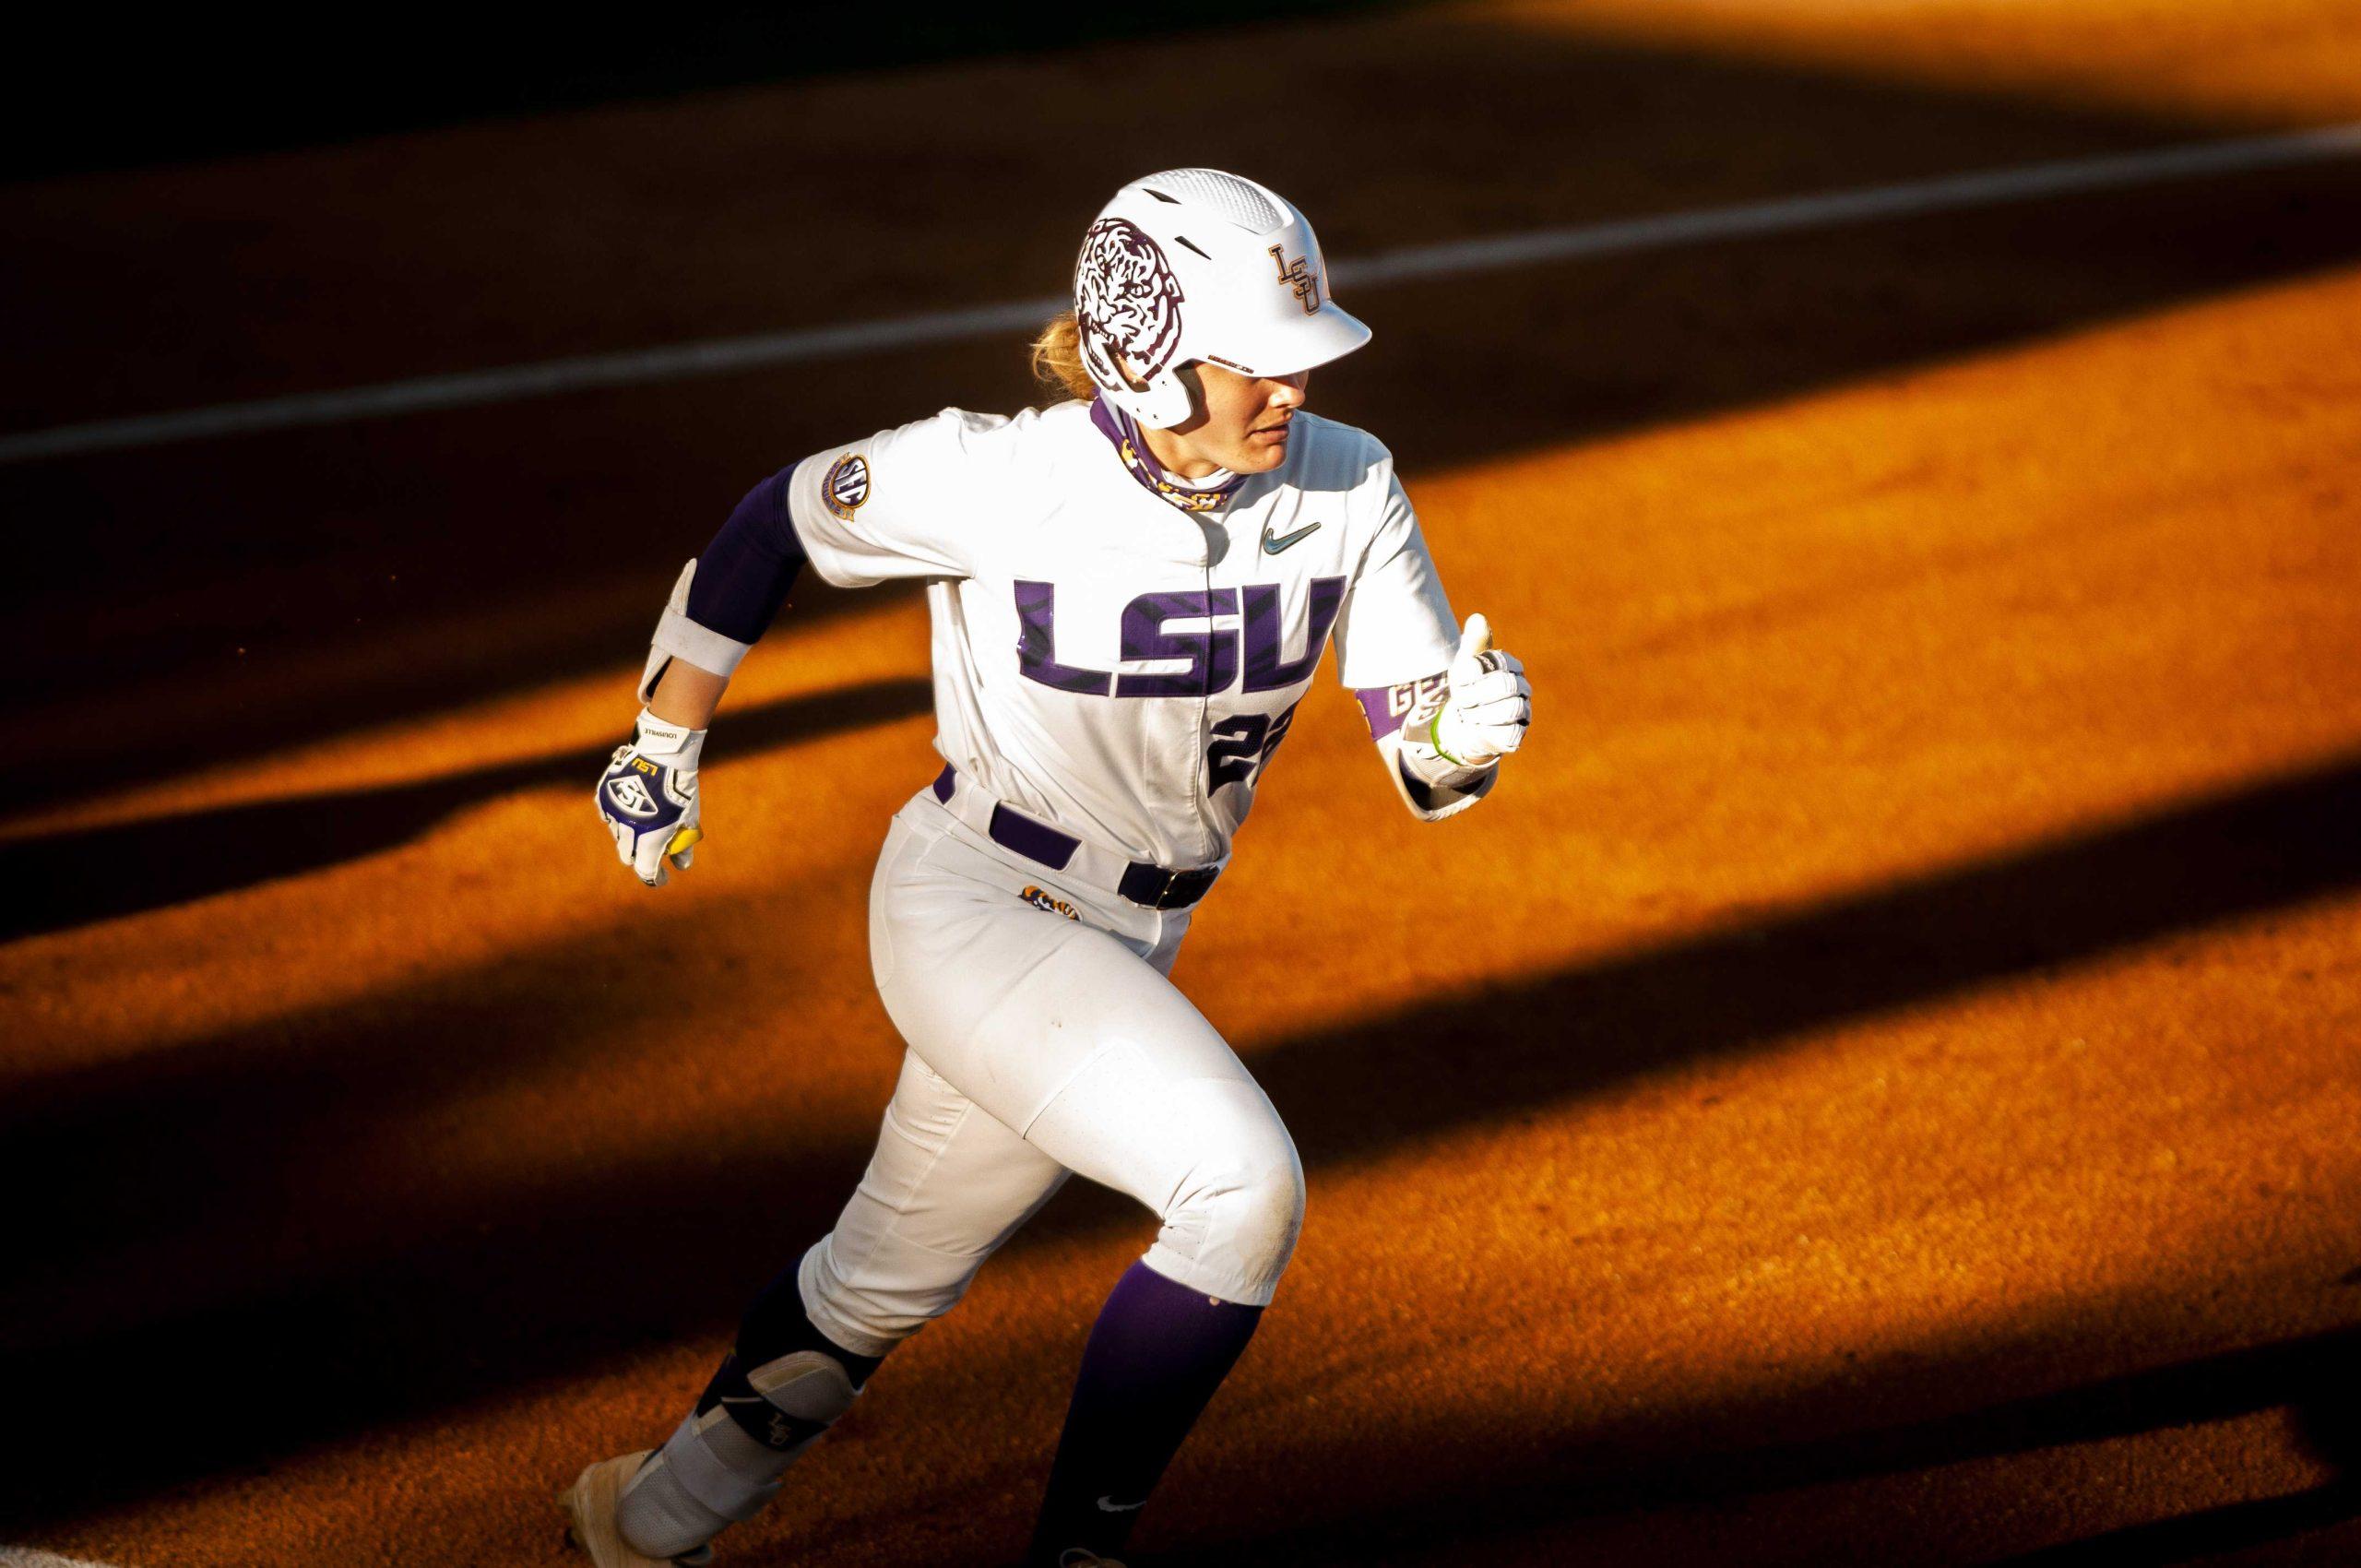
[1261,521,1322,554]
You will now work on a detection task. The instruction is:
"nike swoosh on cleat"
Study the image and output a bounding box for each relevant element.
[1097,1495,1148,1512]
[1261,521,1321,554]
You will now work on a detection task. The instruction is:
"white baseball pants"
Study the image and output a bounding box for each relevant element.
[798,790,1305,1357]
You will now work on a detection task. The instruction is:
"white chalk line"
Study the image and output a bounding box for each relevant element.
[0,1549,127,1568]
[6,122,2359,467]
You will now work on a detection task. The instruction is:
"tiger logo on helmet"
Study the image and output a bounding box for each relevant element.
[1074,218,1186,396]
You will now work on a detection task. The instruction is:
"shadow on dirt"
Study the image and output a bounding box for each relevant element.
[6,674,929,940]
[5,749,2355,1538]
[11,18,2361,809]
[1203,1325,2361,1565]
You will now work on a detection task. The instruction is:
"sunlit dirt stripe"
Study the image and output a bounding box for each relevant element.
[4,123,2357,465]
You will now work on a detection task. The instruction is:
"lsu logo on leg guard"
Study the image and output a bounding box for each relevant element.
[1020,885,1081,921]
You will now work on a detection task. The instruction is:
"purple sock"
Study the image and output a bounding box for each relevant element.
[1028,1260,1265,1564]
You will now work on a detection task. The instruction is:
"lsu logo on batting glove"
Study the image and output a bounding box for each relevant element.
[597,710,706,887]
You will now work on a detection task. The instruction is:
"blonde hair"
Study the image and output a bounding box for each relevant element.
[1030,312,1097,405]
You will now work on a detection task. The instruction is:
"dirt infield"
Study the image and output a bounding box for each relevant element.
[6,3,2360,1564]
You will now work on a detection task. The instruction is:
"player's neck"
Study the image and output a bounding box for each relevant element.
[1136,422,1223,481]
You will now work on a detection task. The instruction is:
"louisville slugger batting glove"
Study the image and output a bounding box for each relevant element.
[597,708,705,887]
[1430,613,1532,766]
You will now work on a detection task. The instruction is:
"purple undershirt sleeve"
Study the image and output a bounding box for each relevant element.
[684,462,808,644]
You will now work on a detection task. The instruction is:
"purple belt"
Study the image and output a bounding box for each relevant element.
[931,765,1219,910]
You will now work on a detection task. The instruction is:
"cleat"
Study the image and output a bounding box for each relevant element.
[558,1451,715,1567]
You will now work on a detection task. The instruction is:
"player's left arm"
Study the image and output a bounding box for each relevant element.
[1350,624,1532,822]
[1333,459,1533,823]
[1397,611,1531,790]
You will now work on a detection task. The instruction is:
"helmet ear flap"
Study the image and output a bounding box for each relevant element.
[1122,364,1196,430]
[1091,345,1196,430]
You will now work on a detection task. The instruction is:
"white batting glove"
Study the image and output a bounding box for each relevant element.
[596,708,705,887]
[1430,613,1532,766]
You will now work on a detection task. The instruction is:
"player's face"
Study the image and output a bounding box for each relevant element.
[1154,362,1311,478]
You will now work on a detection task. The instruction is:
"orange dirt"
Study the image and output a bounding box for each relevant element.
[6,4,2359,1564]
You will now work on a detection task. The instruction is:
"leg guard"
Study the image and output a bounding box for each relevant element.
[741,1261,887,1386]
[614,1349,860,1559]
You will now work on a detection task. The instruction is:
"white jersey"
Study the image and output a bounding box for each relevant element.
[786,399,1462,870]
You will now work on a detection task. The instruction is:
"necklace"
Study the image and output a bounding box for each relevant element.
[1088,397,1243,514]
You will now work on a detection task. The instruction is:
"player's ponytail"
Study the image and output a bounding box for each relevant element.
[1029,313,1097,405]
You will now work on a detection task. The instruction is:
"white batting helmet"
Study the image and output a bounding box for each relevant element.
[1073,169,1371,429]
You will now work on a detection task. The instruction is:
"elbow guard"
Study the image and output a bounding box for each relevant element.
[639,560,757,703]
[637,463,812,700]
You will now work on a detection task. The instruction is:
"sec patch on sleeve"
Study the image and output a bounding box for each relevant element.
[825,452,872,520]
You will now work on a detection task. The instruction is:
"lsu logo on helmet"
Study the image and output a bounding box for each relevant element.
[1267,244,1318,314]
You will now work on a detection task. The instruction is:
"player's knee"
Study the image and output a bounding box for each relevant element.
[1177,1127,1306,1289]
[791,1229,979,1355]
[1231,1140,1309,1281]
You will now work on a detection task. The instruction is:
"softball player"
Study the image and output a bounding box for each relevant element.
[568,168,1533,1568]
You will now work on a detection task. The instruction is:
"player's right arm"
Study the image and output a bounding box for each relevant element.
[596,455,804,886]
[597,410,1002,886]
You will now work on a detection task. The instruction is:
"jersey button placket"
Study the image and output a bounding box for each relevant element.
[1187,517,1226,864]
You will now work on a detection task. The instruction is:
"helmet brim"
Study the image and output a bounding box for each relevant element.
[1217,303,1372,380]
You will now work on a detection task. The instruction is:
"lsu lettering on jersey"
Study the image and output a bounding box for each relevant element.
[777,399,1485,870]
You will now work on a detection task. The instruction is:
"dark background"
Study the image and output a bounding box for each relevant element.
[8,3,1401,181]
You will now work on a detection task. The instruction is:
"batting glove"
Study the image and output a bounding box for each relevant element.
[597,708,705,887]
[1430,613,1532,766]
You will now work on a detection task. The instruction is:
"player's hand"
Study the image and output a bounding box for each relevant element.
[1432,613,1531,766]
[596,709,706,887]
